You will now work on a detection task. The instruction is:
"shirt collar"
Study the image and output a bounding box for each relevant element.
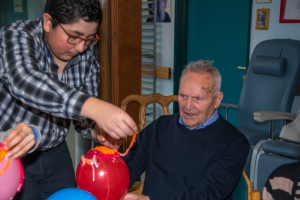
[179,109,219,130]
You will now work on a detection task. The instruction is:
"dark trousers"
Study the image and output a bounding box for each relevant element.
[14,140,76,200]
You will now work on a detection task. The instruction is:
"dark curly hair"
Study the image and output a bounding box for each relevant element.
[44,0,102,28]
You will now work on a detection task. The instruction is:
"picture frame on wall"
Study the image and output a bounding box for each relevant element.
[280,0,300,23]
[256,0,271,3]
[146,0,171,23]
[256,9,269,30]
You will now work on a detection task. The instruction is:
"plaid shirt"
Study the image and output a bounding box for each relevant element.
[0,18,100,151]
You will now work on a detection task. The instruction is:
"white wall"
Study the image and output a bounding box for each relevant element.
[155,0,175,116]
[27,0,45,20]
[250,0,300,113]
[250,1,300,54]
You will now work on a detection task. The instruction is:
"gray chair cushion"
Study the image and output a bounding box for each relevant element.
[252,56,286,77]
[237,127,279,145]
[262,141,300,159]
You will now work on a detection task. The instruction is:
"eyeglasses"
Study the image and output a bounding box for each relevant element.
[54,19,99,47]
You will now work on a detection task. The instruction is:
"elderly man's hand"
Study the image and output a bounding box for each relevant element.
[123,193,150,200]
[91,124,124,150]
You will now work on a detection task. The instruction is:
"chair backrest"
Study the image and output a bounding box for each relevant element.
[120,93,178,150]
[238,39,300,134]
[232,171,261,200]
[121,93,178,131]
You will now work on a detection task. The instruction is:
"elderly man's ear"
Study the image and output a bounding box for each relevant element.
[214,92,223,109]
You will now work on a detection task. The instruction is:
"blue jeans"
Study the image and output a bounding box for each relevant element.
[14,140,77,200]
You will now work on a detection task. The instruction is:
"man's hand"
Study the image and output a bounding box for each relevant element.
[81,97,138,140]
[123,193,150,200]
[91,124,124,150]
[2,122,36,159]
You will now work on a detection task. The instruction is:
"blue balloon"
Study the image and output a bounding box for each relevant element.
[47,188,97,200]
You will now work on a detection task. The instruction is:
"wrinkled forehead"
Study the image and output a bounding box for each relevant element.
[179,72,215,94]
[180,72,214,85]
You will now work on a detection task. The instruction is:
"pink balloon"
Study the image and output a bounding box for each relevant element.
[0,143,24,200]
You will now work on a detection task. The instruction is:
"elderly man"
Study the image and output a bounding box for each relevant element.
[123,60,250,200]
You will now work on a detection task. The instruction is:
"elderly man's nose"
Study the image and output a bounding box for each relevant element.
[185,98,194,109]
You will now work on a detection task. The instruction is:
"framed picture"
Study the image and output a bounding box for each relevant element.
[256,0,271,3]
[256,9,269,30]
[146,0,171,23]
[280,0,300,23]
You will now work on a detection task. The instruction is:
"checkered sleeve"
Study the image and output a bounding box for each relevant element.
[72,56,100,140]
[0,23,89,121]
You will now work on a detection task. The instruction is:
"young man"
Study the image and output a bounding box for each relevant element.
[123,60,250,200]
[0,0,138,199]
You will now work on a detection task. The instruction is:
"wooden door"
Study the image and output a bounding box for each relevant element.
[98,0,142,125]
[174,0,252,126]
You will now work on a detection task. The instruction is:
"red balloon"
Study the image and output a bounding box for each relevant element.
[76,146,129,200]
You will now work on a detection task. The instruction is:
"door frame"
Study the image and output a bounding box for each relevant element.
[173,0,188,113]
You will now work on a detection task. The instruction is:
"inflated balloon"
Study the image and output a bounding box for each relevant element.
[76,146,130,200]
[0,143,24,200]
[47,188,97,200]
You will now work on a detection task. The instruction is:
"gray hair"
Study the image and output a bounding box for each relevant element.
[180,60,222,96]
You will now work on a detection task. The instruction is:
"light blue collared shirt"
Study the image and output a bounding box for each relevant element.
[179,109,219,130]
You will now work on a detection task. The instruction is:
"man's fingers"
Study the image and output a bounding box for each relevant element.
[97,134,107,143]
[2,122,33,149]
[8,140,35,159]
[5,131,34,151]
[103,120,137,139]
[2,129,18,146]
[123,116,139,135]
[96,133,124,150]
[98,140,115,149]
[4,133,23,151]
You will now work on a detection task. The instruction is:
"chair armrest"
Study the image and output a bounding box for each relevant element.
[251,190,261,200]
[253,111,297,141]
[220,103,239,120]
[253,111,296,122]
[220,103,239,109]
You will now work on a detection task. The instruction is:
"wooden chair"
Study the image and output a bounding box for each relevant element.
[120,93,178,151]
[232,171,261,200]
[120,93,178,193]
[121,93,178,131]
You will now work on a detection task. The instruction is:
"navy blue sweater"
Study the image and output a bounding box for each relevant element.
[123,113,250,200]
